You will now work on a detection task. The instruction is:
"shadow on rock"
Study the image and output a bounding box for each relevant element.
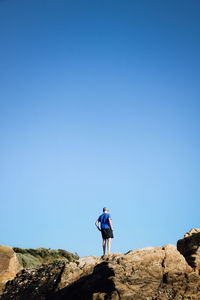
[48,262,115,300]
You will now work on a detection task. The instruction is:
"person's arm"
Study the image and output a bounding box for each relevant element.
[108,218,113,231]
[95,220,101,231]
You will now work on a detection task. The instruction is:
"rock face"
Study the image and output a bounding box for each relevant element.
[2,261,66,300]
[53,245,200,300]
[0,245,78,295]
[0,246,22,295]
[1,243,200,300]
[177,228,200,271]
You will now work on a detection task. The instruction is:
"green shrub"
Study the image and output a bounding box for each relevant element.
[50,250,60,259]
[26,248,37,257]
[36,248,49,258]
[74,252,79,260]
[13,247,79,265]
[17,253,41,268]
[58,249,79,261]
[13,247,28,254]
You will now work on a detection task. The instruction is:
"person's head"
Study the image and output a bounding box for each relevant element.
[103,207,108,213]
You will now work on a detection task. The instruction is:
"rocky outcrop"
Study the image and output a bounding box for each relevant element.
[184,228,200,238]
[177,228,200,271]
[2,261,66,300]
[0,246,22,295]
[0,245,79,295]
[52,244,200,300]
[1,244,200,300]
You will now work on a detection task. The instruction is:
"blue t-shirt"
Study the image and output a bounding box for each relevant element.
[98,213,111,229]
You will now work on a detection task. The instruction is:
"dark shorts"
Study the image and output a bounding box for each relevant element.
[101,228,114,240]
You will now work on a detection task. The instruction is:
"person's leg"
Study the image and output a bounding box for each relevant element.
[107,238,111,254]
[102,239,106,255]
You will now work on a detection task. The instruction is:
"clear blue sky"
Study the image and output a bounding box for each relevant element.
[0,0,199,257]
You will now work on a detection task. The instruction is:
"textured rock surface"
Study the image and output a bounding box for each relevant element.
[1,244,200,300]
[177,228,200,271]
[0,246,22,295]
[184,228,200,238]
[57,256,103,290]
[2,261,65,300]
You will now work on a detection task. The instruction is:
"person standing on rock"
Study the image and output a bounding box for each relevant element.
[95,207,114,255]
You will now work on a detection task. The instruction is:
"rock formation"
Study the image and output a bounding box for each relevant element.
[2,261,65,300]
[1,230,200,299]
[183,228,200,238]
[0,246,22,295]
[0,246,78,295]
[177,228,200,271]
[52,244,200,300]
[1,243,200,299]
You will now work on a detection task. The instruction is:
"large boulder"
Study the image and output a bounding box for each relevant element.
[0,246,22,295]
[177,228,200,271]
[1,244,200,300]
